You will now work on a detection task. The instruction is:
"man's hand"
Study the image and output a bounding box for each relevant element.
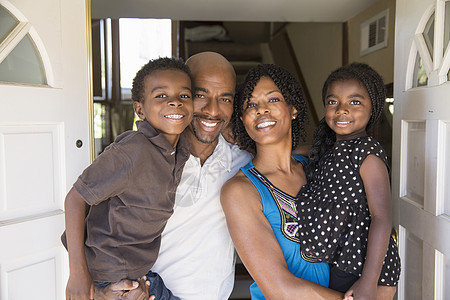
[94,277,154,300]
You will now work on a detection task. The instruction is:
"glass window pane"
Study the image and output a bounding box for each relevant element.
[119,18,172,100]
[413,53,428,87]
[92,19,106,100]
[94,103,106,157]
[0,34,46,85]
[423,13,435,59]
[0,5,19,42]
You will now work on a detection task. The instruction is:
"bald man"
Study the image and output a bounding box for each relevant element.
[95,52,251,300]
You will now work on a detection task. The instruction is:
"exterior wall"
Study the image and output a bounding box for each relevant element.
[286,22,343,118]
[347,0,396,83]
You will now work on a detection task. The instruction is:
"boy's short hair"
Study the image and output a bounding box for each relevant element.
[131,57,192,103]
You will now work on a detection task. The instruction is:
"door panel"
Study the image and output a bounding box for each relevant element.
[394,1,450,299]
[0,0,90,299]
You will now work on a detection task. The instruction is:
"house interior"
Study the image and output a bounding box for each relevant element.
[88,0,400,298]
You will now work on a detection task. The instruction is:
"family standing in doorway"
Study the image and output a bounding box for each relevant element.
[63,52,400,300]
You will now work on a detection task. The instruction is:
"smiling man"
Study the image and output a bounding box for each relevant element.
[183,52,237,164]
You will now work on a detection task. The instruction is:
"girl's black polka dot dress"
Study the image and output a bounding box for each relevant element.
[296,136,401,286]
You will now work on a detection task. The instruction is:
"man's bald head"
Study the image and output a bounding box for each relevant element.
[186,52,236,84]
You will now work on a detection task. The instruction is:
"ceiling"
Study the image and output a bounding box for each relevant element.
[91,0,378,22]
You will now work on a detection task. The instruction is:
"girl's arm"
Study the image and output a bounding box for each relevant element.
[221,174,343,300]
[346,155,392,300]
[64,187,95,300]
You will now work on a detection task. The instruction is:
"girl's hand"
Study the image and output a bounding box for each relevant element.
[344,277,377,300]
[66,268,94,300]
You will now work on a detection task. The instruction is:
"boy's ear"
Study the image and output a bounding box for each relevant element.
[133,101,145,120]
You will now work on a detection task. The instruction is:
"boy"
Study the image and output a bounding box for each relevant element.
[63,57,193,300]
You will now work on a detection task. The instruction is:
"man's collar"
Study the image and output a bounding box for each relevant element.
[202,135,232,171]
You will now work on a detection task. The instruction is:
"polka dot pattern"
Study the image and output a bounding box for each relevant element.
[296,136,400,285]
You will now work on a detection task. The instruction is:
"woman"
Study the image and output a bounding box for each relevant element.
[221,64,343,300]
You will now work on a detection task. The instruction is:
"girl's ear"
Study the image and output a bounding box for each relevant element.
[133,101,145,120]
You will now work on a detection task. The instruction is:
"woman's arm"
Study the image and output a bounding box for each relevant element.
[221,174,343,300]
[64,187,95,300]
[347,155,392,300]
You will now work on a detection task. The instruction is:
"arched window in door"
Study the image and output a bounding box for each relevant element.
[409,0,450,89]
[0,2,50,85]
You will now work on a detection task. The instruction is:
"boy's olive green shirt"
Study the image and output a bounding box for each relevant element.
[64,120,190,282]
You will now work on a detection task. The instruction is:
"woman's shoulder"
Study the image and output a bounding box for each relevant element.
[221,170,260,205]
[223,170,252,193]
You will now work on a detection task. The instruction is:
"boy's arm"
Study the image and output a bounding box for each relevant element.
[65,187,95,300]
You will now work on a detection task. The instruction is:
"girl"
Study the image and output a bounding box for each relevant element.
[221,64,343,299]
[297,63,400,300]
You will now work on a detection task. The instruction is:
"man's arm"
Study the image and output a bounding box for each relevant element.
[64,187,94,300]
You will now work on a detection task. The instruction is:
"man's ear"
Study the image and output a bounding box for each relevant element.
[133,101,145,120]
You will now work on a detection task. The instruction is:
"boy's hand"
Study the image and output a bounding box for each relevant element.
[66,269,94,300]
[95,277,154,300]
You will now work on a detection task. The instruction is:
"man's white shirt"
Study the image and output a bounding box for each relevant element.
[151,135,252,300]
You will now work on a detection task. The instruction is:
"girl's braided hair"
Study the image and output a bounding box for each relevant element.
[232,64,308,153]
[307,62,386,176]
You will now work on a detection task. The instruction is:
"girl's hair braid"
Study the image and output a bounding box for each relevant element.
[307,62,386,176]
[232,64,308,153]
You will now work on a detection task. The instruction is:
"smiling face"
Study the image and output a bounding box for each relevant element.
[241,77,297,147]
[133,69,193,147]
[186,61,235,144]
[324,78,372,141]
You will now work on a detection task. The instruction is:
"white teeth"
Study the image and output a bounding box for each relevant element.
[336,121,350,125]
[166,114,183,119]
[200,120,219,127]
[257,121,276,128]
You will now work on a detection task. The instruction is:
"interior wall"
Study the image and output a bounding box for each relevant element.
[285,23,343,118]
[347,0,396,83]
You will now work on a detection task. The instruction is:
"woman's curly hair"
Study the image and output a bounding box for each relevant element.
[232,64,308,153]
[307,62,386,176]
[131,57,192,103]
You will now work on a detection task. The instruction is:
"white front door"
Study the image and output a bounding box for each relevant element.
[0,0,90,299]
[393,0,450,299]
